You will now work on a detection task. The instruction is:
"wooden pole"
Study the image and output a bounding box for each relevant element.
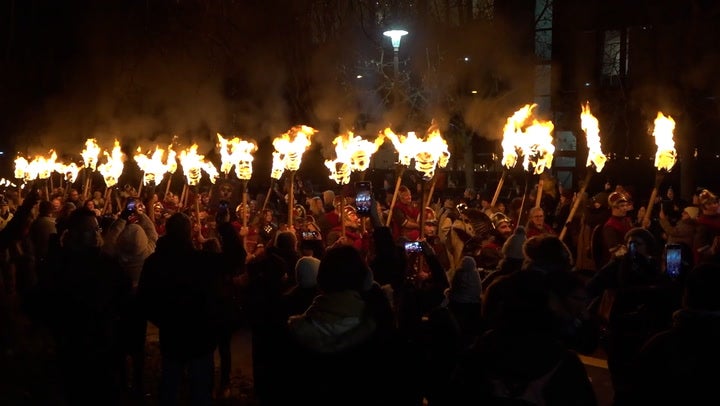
[288,171,296,227]
[103,187,112,214]
[242,180,248,227]
[137,173,144,198]
[340,187,346,237]
[194,187,202,230]
[490,170,507,208]
[261,180,274,213]
[424,174,438,211]
[643,171,665,228]
[385,166,406,227]
[180,184,188,208]
[84,175,92,200]
[64,178,71,199]
[535,175,544,209]
[164,174,173,199]
[559,170,593,241]
[419,180,427,239]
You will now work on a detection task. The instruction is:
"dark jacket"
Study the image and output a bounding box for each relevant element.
[452,329,598,406]
[629,309,720,405]
[137,235,228,360]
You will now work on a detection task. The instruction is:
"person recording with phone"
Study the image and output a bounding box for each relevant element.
[101,196,159,396]
[587,227,667,301]
[586,227,678,403]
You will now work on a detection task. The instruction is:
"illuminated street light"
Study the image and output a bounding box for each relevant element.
[383,29,408,50]
[383,29,408,81]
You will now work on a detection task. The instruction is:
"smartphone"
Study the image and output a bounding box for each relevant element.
[355,181,372,217]
[302,230,319,240]
[126,198,136,212]
[628,240,638,258]
[665,243,682,280]
[404,241,422,254]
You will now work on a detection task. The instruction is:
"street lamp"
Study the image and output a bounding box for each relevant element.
[383,29,408,81]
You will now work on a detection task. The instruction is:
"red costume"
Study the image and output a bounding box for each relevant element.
[392,201,420,241]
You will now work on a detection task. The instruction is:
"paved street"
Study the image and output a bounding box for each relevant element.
[128,325,614,406]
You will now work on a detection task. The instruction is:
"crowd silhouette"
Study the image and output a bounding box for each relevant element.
[1,174,720,406]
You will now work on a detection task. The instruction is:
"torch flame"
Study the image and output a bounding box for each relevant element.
[324,133,354,185]
[652,112,677,171]
[347,131,385,172]
[580,102,607,172]
[272,125,317,172]
[271,152,286,180]
[97,140,125,188]
[501,104,555,175]
[36,150,58,180]
[135,146,170,185]
[80,138,102,171]
[383,128,422,167]
[166,145,178,174]
[56,162,81,183]
[14,156,29,180]
[178,144,219,186]
[217,133,257,180]
[414,128,450,179]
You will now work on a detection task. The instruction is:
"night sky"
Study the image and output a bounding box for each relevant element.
[2,0,720,192]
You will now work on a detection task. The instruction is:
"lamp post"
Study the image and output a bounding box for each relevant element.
[383,29,408,82]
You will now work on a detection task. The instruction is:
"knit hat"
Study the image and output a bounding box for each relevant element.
[683,206,699,220]
[502,226,527,260]
[448,256,482,304]
[295,256,320,289]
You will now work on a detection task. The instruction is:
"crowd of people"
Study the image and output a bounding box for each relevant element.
[1,172,720,406]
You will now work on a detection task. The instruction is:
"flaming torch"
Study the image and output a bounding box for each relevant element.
[35,150,58,199]
[134,146,169,199]
[178,144,219,208]
[80,138,101,199]
[164,145,178,198]
[347,131,385,176]
[325,133,354,236]
[559,102,608,240]
[272,125,317,227]
[97,140,125,212]
[218,133,258,226]
[415,127,450,214]
[55,162,81,197]
[15,156,31,196]
[500,104,555,215]
[493,106,531,208]
[262,151,287,213]
[383,128,422,226]
[14,156,29,184]
[642,112,677,228]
